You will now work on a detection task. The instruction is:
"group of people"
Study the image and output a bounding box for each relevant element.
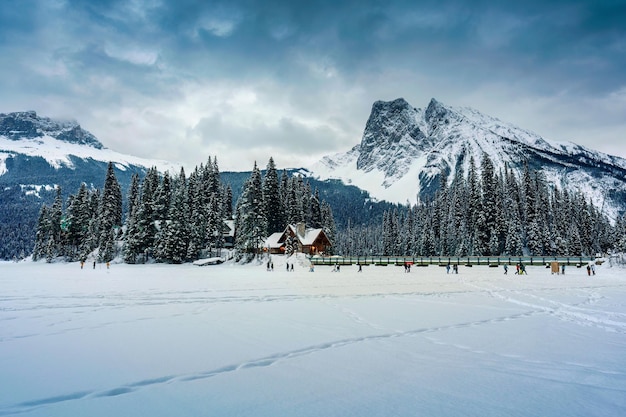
[445,264,459,274]
[513,263,527,275]
[80,261,110,269]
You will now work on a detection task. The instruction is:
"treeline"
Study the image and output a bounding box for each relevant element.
[32,158,232,263]
[335,154,624,257]
[234,157,336,260]
[32,157,337,264]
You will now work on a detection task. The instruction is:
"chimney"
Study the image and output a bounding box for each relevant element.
[296,222,306,238]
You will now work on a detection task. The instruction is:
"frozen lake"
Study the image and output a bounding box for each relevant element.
[1,258,625,416]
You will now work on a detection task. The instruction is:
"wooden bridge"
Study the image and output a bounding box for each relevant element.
[310,255,595,267]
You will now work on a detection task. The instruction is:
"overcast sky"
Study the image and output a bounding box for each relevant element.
[1,0,625,172]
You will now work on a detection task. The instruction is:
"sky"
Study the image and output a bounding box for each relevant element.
[1,0,625,172]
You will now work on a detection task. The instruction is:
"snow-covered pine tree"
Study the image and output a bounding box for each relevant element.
[64,183,92,260]
[309,190,322,229]
[160,168,190,263]
[32,205,50,261]
[466,156,480,255]
[98,162,122,262]
[153,170,171,221]
[45,235,55,263]
[186,168,205,260]
[134,167,160,261]
[123,174,143,263]
[99,227,116,263]
[263,157,284,235]
[47,186,64,260]
[234,162,266,260]
[479,153,498,254]
[222,184,233,220]
[321,200,336,254]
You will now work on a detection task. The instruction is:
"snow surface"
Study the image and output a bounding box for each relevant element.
[1,258,626,416]
[311,151,427,204]
[0,135,179,173]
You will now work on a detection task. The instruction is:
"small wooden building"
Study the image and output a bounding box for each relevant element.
[264,223,331,255]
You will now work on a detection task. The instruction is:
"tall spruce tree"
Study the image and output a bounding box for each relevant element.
[234,162,266,259]
[98,162,122,261]
[159,168,190,263]
[263,157,284,235]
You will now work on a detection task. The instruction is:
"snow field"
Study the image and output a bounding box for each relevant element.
[1,259,625,416]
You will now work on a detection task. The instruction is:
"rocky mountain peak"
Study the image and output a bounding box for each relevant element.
[311,97,626,220]
[356,98,430,180]
[0,111,103,149]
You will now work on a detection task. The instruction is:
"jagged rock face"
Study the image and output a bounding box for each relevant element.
[0,111,103,149]
[357,98,432,184]
[312,97,626,220]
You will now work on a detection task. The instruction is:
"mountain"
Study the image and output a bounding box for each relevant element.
[310,98,626,220]
[0,111,393,260]
[0,111,179,260]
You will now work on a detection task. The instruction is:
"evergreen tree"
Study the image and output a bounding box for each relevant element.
[223,185,233,219]
[321,201,336,254]
[153,171,171,221]
[160,168,190,263]
[98,162,122,261]
[186,169,205,260]
[234,162,266,259]
[263,157,284,235]
[310,189,323,229]
[123,175,143,264]
[64,183,91,260]
[32,205,50,261]
[135,167,160,261]
[46,186,64,260]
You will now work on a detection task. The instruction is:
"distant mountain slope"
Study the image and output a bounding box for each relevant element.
[310,98,626,220]
[0,111,179,260]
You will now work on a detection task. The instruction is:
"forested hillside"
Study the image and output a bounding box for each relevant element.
[334,154,626,257]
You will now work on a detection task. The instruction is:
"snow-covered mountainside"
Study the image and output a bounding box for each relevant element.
[0,111,177,175]
[0,111,180,260]
[310,98,626,220]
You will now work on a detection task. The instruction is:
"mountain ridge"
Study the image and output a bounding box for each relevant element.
[310,97,626,220]
[0,110,103,148]
[0,111,180,260]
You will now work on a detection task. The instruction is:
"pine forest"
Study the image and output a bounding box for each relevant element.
[335,153,626,258]
[31,153,626,264]
[31,157,337,264]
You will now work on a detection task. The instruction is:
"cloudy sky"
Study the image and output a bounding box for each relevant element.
[1,0,625,171]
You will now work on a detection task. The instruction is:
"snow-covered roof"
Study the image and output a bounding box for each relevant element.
[223,220,235,237]
[300,228,325,246]
[265,232,284,249]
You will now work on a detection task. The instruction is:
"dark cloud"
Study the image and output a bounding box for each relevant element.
[0,0,625,170]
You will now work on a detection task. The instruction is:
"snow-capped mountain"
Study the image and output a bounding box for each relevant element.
[0,110,177,176]
[310,98,626,220]
[0,111,180,260]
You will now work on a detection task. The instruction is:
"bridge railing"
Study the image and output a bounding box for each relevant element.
[309,255,594,267]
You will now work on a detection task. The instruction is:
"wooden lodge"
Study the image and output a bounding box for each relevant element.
[265,223,332,255]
